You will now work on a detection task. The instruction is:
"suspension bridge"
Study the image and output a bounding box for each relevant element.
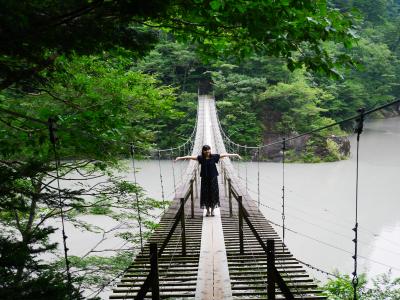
[2,87,399,299]
[109,95,335,300]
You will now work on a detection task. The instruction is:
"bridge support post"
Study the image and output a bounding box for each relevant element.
[194,172,198,199]
[228,179,232,217]
[190,179,194,219]
[150,243,160,300]
[238,196,244,255]
[223,169,227,195]
[267,239,276,300]
[180,198,186,256]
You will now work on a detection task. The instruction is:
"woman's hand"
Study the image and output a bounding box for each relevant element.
[175,157,181,162]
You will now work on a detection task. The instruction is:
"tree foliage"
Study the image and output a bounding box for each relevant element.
[0,51,175,298]
[323,273,400,300]
[0,0,356,92]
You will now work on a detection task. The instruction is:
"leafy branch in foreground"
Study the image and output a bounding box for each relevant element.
[322,272,400,300]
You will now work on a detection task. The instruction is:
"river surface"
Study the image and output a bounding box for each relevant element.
[54,117,400,297]
[133,116,400,282]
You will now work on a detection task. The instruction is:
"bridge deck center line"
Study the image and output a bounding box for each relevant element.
[194,97,233,300]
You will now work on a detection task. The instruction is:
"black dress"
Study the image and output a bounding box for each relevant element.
[197,154,220,209]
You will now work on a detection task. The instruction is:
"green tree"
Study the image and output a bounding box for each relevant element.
[212,67,266,147]
[261,71,338,134]
[134,40,204,92]
[323,273,400,300]
[0,51,176,298]
[0,0,356,92]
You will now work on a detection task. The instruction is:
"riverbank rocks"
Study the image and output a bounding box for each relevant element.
[259,134,350,162]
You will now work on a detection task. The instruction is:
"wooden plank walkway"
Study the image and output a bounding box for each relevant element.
[110,198,204,299]
[109,95,326,299]
[195,206,233,299]
[219,180,326,299]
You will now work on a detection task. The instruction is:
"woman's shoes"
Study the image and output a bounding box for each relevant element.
[205,209,215,217]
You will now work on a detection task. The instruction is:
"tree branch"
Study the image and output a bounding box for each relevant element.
[0,53,59,91]
[0,117,41,133]
[35,88,83,110]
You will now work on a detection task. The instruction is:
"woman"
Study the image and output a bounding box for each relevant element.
[175,145,241,216]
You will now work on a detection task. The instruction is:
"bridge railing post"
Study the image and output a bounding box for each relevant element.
[228,178,232,217]
[190,179,194,219]
[223,168,227,195]
[238,195,244,255]
[180,198,186,256]
[267,239,276,300]
[150,243,160,300]
[194,172,198,199]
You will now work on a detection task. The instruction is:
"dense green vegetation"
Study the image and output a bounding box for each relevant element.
[1,0,400,299]
[323,272,400,299]
[132,0,400,161]
[0,51,173,299]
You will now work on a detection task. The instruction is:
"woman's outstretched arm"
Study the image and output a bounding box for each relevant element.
[220,153,242,159]
[175,155,198,161]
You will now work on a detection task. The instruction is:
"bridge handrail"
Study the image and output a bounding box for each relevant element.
[160,167,199,253]
[223,167,295,300]
[133,168,198,300]
[135,243,159,300]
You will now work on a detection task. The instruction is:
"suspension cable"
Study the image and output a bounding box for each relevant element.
[48,118,73,300]
[295,258,339,278]
[226,182,303,299]
[252,215,304,299]
[232,209,269,293]
[86,244,143,299]
[257,147,260,209]
[170,149,177,192]
[264,216,400,271]
[161,205,189,279]
[352,108,364,300]
[177,145,184,182]
[157,151,166,213]
[130,144,144,252]
[244,145,248,193]
[242,168,400,250]
[216,98,400,150]
[282,138,286,247]
[244,184,400,258]
[235,143,240,175]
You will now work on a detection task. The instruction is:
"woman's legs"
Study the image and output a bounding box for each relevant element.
[210,176,218,216]
[206,206,210,216]
[201,177,219,217]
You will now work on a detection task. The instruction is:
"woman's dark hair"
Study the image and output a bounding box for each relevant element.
[201,145,211,156]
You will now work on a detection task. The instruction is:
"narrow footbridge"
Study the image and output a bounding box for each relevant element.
[110,96,326,299]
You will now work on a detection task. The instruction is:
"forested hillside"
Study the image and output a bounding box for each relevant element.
[135,0,400,161]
